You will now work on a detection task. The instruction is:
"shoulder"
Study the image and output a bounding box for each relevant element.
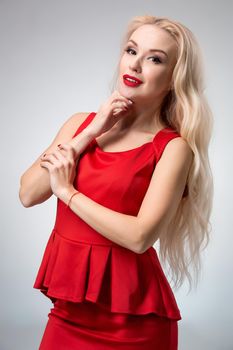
[167,136,193,156]
[56,112,91,140]
[65,112,91,132]
[161,136,194,168]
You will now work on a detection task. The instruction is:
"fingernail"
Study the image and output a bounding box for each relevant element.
[128,100,133,104]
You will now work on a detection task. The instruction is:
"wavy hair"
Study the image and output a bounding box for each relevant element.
[109,15,214,293]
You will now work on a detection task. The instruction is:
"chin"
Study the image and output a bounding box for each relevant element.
[117,81,133,97]
[120,88,137,103]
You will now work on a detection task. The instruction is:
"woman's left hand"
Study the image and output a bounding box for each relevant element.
[40,143,79,200]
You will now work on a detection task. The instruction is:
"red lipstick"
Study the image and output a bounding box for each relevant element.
[123,74,143,87]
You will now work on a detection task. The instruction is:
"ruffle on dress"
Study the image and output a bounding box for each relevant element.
[33,228,181,321]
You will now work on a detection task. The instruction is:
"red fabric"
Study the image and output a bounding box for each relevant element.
[34,112,183,348]
[39,299,178,349]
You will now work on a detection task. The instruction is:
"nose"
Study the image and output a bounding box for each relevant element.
[129,57,142,73]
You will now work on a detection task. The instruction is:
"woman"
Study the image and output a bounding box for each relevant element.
[19,14,214,350]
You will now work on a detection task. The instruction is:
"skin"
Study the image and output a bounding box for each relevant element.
[115,24,178,133]
[21,24,193,253]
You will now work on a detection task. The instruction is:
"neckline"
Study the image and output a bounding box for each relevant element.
[94,127,171,154]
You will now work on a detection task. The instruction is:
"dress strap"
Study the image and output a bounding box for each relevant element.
[153,127,181,163]
[72,112,96,139]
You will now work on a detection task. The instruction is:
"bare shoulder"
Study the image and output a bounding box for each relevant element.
[162,136,194,165]
[62,111,91,138]
[152,136,194,195]
[50,111,91,144]
[154,136,194,185]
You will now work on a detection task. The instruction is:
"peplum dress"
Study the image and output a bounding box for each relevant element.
[34,112,185,350]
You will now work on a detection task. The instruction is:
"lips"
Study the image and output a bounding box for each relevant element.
[123,74,143,84]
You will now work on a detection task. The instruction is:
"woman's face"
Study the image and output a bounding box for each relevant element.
[117,24,178,105]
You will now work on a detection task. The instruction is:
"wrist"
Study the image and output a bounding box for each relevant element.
[84,125,101,138]
[69,127,98,156]
[58,186,76,206]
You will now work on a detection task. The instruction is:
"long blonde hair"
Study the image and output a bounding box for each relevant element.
[109,15,214,293]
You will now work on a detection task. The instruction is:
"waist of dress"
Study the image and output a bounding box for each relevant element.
[53,225,155,256]
[53,212,119,245]
[53,223,142,250]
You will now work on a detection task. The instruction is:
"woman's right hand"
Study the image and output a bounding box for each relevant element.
[88,90,134,137]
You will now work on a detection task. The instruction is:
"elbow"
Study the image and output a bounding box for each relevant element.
[19,176,30,207]
[135,227,159,254]
[18,187,33,208]
[136,239,153,254]
[132,229,148,255]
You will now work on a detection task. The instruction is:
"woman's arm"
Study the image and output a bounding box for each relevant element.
[56,138,193,254]
[61,188,141,254]
[19,112,95,207]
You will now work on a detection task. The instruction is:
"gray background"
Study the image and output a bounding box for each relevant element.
[1,0,232,349]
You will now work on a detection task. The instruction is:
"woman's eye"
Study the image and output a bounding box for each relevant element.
[125,47,136,55]
[150,56,162,64]
[125,47,162,64]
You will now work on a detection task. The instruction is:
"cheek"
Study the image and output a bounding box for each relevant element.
[119,57,128,72]
[147,68,172,88]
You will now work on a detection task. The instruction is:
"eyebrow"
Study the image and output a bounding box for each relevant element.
[127,39,168,58]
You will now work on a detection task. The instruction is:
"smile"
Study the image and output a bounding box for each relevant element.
[123,74,143,88]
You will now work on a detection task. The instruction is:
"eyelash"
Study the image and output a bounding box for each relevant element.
[124,47,162,64]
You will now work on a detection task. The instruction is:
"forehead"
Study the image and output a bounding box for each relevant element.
[128,24,177,56]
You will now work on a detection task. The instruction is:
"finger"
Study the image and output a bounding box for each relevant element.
[40,157,64,174]
[52,149,68,162]
[112,99,133,109]
[53,150,75,169]
[111,92,133,105]
[41,153,58,165]
[40,160,53,171]
[57,143,76,161]
[112,107,128,116]
[54,145,68,158]
[57,143,75,155]
[112,108,121,116]
[112,101,129,111]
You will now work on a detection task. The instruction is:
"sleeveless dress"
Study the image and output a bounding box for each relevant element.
[34,112,186,350]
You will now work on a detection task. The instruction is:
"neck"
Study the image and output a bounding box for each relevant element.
[115,101,167,134]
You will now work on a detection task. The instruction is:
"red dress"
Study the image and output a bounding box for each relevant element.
[34,112,185,349]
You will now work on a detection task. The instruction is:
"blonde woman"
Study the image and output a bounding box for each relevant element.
[19,14,213,350]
